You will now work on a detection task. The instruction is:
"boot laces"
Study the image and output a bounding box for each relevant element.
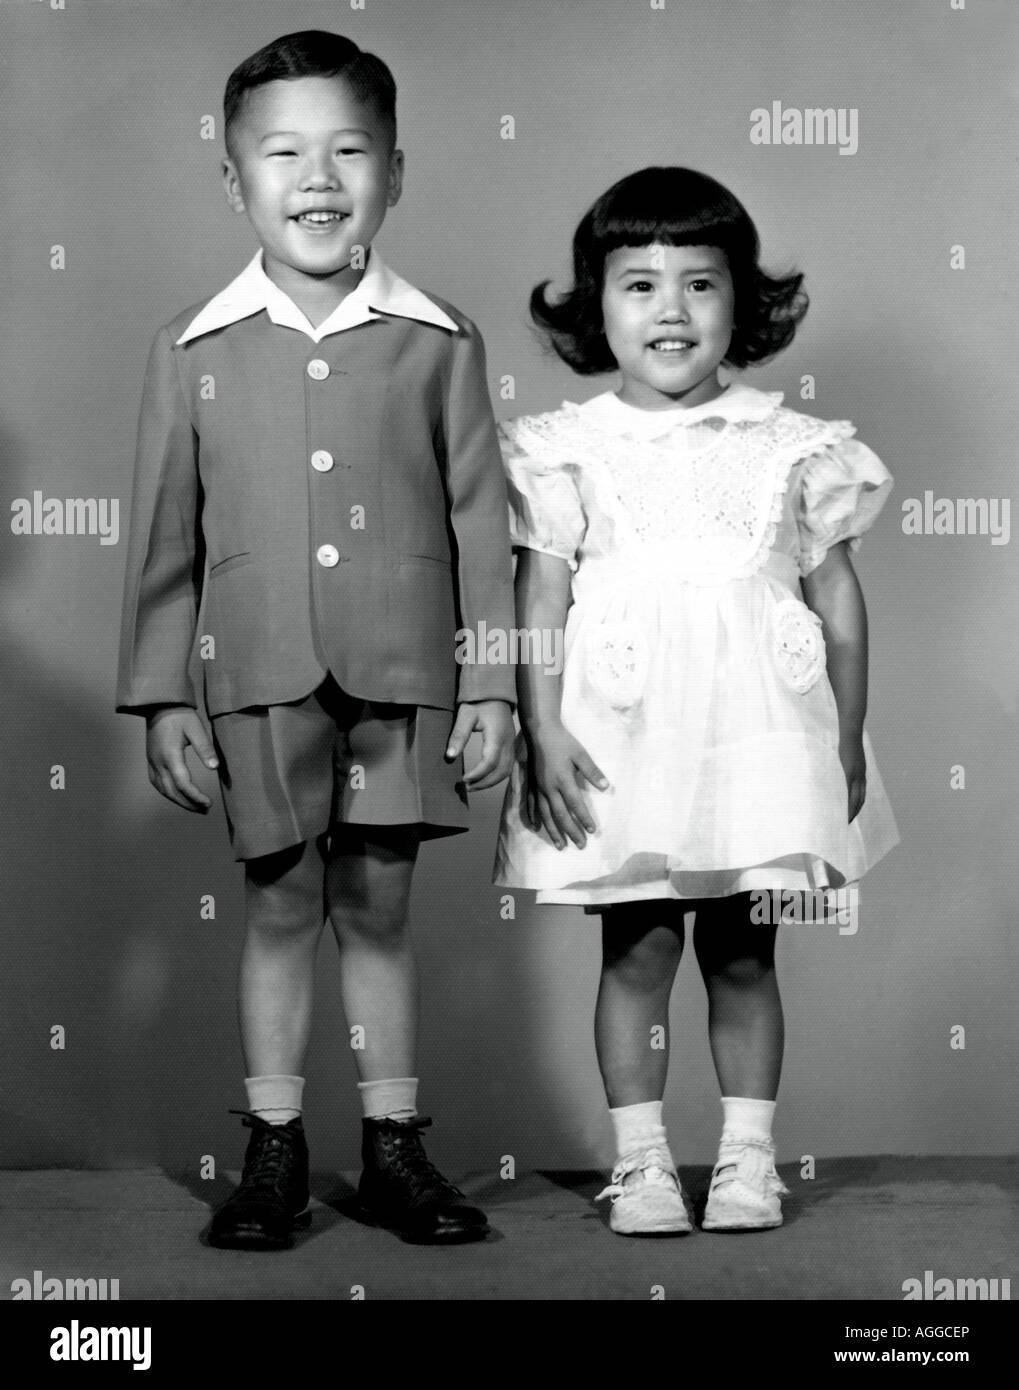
[229,1110,298,1192]
[375,1117,465,1200]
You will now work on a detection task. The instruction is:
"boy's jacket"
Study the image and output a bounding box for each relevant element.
[115,258,516,718]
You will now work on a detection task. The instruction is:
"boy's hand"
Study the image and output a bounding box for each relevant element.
[446,700,515,790]
[523,719,609,850]
[145,705,219,812]
[839,733,867,823]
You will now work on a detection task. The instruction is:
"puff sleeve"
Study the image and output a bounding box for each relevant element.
[498,415,587,572]
[794,437,893,576]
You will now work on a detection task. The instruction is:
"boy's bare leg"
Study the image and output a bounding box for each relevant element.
[325,822,489,1242]
[208,834,328,1250]
[238,833,330,1077]
[324,824,419,1080]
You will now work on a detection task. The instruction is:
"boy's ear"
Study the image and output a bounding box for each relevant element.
[222,157,245,214]
[387,147,405,208]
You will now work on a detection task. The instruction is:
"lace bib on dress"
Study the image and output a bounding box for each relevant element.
[511,395,856,585]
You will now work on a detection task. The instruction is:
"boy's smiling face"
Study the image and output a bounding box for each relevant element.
[222,74,402,304]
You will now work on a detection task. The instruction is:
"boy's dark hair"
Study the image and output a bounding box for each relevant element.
[531,166,808,374]
[224,30,397,156]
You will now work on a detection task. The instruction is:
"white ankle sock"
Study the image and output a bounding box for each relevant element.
[609,1099,669,1159]
[357,1076,418,1121]
[720,1095,776,1144]
[245,1074,304,1125]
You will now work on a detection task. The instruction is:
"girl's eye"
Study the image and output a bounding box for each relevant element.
[689,279,714,292]
[626,280,654,293]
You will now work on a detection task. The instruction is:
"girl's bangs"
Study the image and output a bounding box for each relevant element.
[597,207,740,256]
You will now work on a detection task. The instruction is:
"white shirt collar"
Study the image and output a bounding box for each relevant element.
[576,384,783,437]
[175,246,460,345]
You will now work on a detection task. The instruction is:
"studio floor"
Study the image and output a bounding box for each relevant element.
[1,1157,1015,1301]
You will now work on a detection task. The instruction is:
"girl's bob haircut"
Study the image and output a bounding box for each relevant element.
[531,166,808,374]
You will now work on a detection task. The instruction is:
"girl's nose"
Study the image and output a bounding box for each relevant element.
[658,298,689,323]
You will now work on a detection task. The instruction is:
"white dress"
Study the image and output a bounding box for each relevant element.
[492,383,900,905]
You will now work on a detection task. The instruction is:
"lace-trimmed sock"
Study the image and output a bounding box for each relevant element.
[245,1074,305,1125]
[358,1077,419,1122]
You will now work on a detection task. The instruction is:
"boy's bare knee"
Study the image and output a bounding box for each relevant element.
[331,898,409,949]
[244,839,325,938]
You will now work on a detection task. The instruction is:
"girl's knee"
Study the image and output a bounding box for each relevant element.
[602,913,684,990]
[708,954,776,991]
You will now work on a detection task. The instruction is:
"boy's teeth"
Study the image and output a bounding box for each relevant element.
[297,212,345,224]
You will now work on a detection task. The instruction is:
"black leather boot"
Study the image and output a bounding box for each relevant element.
[357,1115,490,1244]
[207,1112,310,1250]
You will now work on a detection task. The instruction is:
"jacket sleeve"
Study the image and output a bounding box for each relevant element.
[115,326,205,715]
[439,316,517,706]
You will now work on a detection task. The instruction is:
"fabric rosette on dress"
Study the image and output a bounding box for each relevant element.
[494,384,900,905]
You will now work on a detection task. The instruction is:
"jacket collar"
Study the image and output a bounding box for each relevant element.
[577,384,783,437]
[175,246,460,345]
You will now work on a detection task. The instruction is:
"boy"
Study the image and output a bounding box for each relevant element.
[116,30,516,1249]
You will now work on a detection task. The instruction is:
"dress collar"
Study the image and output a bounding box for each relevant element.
[175,246,460,345]
[575,384,783,437]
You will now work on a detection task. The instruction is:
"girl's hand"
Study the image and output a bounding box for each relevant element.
[523,720,609,850]
[839,734,867,823]
[145,705,219,811]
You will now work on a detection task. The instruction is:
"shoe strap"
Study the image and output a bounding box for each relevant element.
[711,1138,788,1195]
[596,1145,680,1203]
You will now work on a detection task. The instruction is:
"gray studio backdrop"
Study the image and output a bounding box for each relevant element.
[1,0,1015,1174]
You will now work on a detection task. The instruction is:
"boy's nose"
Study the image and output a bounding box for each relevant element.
[299,157,341,190]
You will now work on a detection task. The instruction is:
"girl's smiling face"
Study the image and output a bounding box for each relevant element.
[601,243,735,410]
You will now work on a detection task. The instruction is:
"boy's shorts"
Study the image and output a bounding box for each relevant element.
[210,673,470,862]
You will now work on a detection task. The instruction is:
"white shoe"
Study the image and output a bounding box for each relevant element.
[596,1145,692,1235]
[702,1137,789,1231]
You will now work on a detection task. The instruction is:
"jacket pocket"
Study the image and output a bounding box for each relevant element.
[403,553,452,572]
[209,551,252,577]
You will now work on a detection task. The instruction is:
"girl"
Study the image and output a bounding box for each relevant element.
[494,167,899,1235]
